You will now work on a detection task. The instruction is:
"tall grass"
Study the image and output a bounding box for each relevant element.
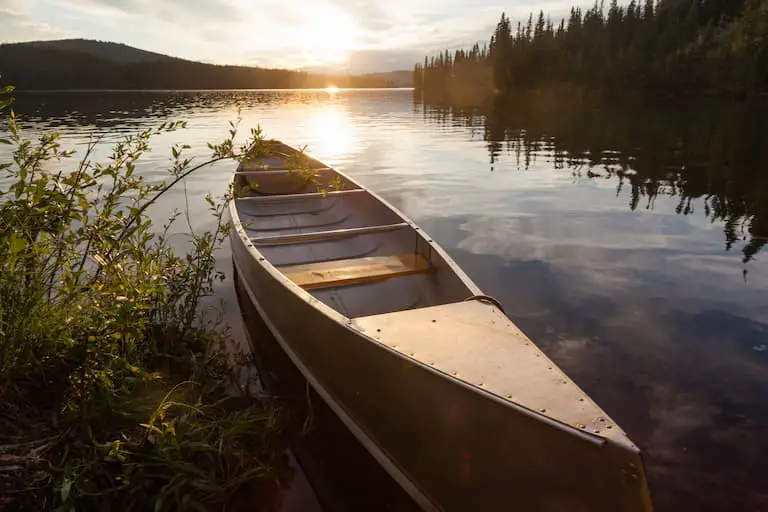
[0,82,301,511]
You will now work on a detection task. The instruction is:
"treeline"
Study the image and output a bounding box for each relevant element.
[0,42,397,90]
[414,43,494,105]
[415,0,768,100]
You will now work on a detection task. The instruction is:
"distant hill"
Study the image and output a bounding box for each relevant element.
[0,39,409,90]
[360,70,413,88]
[17,40,175,65]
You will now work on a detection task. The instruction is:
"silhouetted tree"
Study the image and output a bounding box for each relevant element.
[416,0,768,99]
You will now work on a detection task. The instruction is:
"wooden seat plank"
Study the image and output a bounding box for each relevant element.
[278,253,431,289]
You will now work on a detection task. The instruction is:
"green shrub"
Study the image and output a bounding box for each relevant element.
[0,82,297,511]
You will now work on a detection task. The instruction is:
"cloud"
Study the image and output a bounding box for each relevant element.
[326,0,396,32]
[50,0,243,22]
[0,0,73,42]
[0,0,30,16]
[47,0,130,17]
[0,21,70,42]
[345,49,423,73]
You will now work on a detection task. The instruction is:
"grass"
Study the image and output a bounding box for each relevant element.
[0,81,311,511]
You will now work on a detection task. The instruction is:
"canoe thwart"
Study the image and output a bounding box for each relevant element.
[250,222,410,246]
[235,167,332,175]
[278,253,432,290]
[236,189,366,203]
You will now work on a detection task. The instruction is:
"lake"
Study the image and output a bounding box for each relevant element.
[4,88,767,511]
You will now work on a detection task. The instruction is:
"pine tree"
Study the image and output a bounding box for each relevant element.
[414,0,768,99]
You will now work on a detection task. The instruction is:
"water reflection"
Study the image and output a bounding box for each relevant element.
[309,106,358,159]
[422,90,768,265]
[416,90,768,511]
[3,89,767,511]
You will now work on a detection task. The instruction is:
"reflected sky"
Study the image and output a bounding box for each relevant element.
[3,89,767,511]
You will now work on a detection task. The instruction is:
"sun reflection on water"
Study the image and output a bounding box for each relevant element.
[308,105,357,161]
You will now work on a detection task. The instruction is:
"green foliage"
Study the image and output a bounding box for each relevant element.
[0,84,301,510]
[415,0,768,100]
[0,78,13,112]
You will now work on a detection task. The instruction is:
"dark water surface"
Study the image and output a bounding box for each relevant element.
[4,89,767,511]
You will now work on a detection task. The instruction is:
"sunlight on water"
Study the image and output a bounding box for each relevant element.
[308,104,357,160]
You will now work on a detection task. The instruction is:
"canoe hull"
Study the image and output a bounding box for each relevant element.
[231,232,652,511]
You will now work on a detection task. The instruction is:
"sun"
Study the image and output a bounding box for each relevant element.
[325,86,339,93]
[294,5,360,65]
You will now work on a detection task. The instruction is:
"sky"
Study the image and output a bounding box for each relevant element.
[1,0,599,73]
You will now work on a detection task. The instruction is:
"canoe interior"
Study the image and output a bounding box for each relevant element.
[232,142,654,511]
[234,144,473,318]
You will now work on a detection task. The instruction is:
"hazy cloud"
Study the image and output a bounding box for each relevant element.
[0,0,73,42]
[0,0,30,16]
[326,0,396,32]
[0,21,71,42]
[346,49,424,74]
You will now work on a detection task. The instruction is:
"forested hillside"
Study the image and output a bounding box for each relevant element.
[0,40,404,90]
[16,39,173,64]
[414,0,768,100]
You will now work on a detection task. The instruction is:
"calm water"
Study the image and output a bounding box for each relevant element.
[4,89,768,511]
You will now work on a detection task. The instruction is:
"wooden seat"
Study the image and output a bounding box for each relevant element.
[278,253,432,290]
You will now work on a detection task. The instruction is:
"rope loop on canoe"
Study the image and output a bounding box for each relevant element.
[464,294,506,314]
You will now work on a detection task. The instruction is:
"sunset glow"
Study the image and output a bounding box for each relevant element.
[293,5,360,65]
